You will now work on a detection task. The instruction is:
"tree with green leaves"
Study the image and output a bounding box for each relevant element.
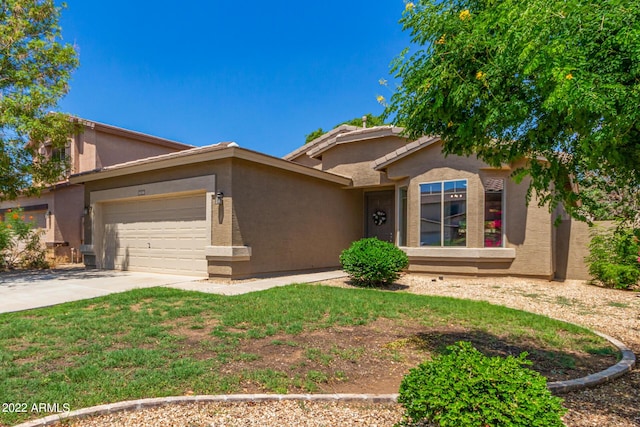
[304,113,388,143]
[1,0,78,201]
[387,0,640,222]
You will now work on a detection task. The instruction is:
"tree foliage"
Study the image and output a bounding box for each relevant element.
[387,0,640,221]
[0,0,78,200]
[304,113,388,143]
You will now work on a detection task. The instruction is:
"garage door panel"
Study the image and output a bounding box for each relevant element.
[101,194,208,276]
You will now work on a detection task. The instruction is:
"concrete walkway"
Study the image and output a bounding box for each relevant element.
[167,270,347,296]
[0,268,347,314]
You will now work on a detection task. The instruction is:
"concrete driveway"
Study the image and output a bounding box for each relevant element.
[0,267,202,314]
[0,268,347,314]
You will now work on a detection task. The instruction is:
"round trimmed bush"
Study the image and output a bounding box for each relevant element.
[339,237,408,286]
[397,341,566,427]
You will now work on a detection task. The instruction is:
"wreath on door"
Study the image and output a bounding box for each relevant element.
[372,209,387,226]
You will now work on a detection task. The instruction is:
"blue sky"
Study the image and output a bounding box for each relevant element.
[58,1,412,157]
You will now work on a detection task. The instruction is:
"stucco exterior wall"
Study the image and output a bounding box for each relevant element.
[320,136,407,187]
[384,142,554,278]
[75,128,186,172]
[227,158,362,278]
[80,156,361,278]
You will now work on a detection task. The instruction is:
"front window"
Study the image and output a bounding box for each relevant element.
[484,179,504,247]
[420,180,467,246]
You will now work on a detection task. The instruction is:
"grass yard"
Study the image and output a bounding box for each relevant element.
[0,284,617,425]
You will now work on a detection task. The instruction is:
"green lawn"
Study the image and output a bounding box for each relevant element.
[0,284,612,425]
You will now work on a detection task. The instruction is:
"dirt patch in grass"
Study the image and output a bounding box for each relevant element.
[202,317,617,394]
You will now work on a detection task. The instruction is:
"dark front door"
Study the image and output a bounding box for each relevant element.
[365,190,395,243]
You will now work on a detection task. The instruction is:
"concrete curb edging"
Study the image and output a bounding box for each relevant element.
[547,331,636,394]
[12,394,399,427]
[12,331,636,427]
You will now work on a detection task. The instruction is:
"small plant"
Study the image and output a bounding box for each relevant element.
[396,341,566,427]
[0,208,49,270]
[339,237,408,286]
[586,224,640,289]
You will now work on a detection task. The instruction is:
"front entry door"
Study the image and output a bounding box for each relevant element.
[365,190,395,243]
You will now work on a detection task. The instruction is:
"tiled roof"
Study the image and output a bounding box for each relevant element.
[72,142,236,177]
[282,125,359,160]
[371,135,441,170]
[306,126,405,158]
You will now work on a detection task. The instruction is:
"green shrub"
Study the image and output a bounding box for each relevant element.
[396,341,566,427]
[586,224,640,289]
[339,237,408,286]
[0,208,49,270]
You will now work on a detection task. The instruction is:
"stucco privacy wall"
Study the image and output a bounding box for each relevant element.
[0,187,84,259]
[555,220,615,281]
[383,141,555,278]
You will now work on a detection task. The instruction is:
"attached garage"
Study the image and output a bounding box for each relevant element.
[72,144,356,279]
[101,193,208,275]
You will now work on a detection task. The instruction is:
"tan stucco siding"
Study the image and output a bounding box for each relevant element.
[321,136,407,187]
[385,142,490,249]
[288,153,322,169]
[384,142,554,278]
[502,176,554,278]
[81,157,362,278]
[76,128,185,172]
[230,158,362,277]
[53,185,84,253]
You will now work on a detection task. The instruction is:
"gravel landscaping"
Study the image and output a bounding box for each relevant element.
[45,275,639,427]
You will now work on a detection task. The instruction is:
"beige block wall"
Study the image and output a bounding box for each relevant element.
[0,188,84,260]
[555,220,613,281]
[321,136,407,187]
[1,193,54,241]
[52,185,85,259]
[228,158,363,278]
[385,142,554,278]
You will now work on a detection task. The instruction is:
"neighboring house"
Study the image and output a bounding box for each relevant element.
[70,123,590,280]
[0,118,193,261]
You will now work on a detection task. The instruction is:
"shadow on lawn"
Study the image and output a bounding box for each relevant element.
[341,279,410,291]
[401,329,618,383]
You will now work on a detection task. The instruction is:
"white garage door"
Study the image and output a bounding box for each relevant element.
[101,193,207,275]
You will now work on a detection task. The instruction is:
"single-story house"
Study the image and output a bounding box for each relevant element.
[0,118,193,260]
[70,124,590,280]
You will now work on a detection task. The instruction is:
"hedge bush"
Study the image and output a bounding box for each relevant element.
[339,237,408,286]
[0,208,49,270]
[586,224,640,289]
[396,341,566,427]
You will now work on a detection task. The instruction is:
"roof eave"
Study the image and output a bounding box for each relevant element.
[70,146,353,187]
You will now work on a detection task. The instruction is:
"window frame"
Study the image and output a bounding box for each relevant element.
[483,178,506,248]
[419,179,468,247]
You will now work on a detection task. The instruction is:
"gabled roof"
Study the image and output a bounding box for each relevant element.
[372,135,441,170]
[72,117,194,151]
[306,126,405,159]
[283,124,359,161]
